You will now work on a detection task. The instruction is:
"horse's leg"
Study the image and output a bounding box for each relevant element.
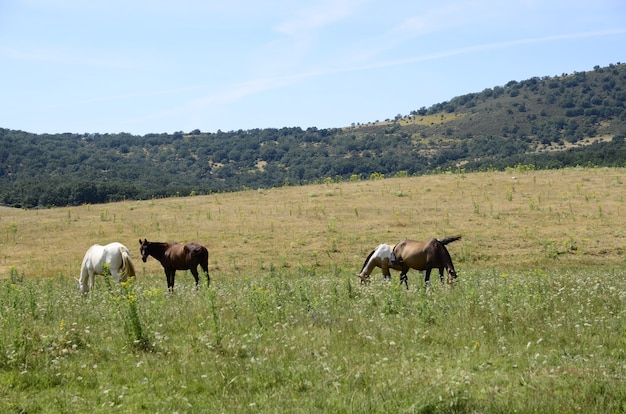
[382,261,392,282]
[88,270,95,292]
[439,268,445,283]
[110,267,120,284]
[400,265,409,289]
[423,269,432,293]
[202,263,210,287]
[190,267,200,289]
[166,269,174,291]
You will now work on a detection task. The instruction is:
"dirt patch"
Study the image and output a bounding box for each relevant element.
[535,134,613,153]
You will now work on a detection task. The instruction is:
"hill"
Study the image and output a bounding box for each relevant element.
[1,63,625,208]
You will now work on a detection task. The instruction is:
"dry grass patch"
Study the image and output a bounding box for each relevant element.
[1,167,624,281]
[1,168,625,413]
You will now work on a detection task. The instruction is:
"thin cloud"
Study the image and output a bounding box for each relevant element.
[341,27,626,73]
[185,27,626,110]
[274,0,362,36]
[44,26,626,116]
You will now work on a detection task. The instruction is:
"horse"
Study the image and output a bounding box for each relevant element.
[77,242,136,293]
[139,239,209,291]
[358,243,403,284]
[392,236,461,289]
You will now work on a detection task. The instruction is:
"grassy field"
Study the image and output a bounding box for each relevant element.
[1,167,625,412]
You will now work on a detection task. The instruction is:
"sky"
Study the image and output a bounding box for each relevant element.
[1,0,625,136]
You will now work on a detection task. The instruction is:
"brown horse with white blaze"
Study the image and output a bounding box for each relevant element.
[139,239,209,291]
[392,236,461,289]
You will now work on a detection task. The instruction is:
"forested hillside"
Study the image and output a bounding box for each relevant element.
[1,63,625,208]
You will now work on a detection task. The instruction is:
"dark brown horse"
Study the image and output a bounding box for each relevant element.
[392,236,461,289]
[139,239,209,290]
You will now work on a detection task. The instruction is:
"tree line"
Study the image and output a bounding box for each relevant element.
[1,63,625,208]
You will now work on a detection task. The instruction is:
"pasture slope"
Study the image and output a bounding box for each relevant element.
[1,168,625,412]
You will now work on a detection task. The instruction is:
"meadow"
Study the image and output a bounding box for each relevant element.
[1,167,625,412]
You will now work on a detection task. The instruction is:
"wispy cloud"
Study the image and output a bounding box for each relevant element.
[355,28,626,72]
[188,26,626,109]
[274,0,362,36]
[44,25,626,116]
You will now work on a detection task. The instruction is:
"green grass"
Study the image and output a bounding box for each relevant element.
[1,265,625,412]
[1,168,625,412]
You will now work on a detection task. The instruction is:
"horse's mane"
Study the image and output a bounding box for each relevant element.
[360,247,378,273]
[77,246,92,287]
[79,247,90,273]
[144,241,171,254]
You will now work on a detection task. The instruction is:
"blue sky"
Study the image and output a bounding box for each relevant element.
[1,0,625,135]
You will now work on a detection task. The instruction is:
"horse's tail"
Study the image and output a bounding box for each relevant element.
[200,246,209,271]
[119,247,136,281]
[435,237,460,280]
[438,235,462,246]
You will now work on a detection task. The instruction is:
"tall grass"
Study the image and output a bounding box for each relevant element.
[1,265,624,412]
[1,168,625,412]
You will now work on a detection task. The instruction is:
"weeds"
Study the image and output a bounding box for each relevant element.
[1,168,626,412]
[207,287,223,350]
[100,265,151,352]
[119,279,152,352]
[0,267,626,412]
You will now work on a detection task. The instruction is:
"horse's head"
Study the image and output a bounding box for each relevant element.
[75,277,88,293]
[358,272,371,285]
[447,268,458,283]
[139,238,149,262]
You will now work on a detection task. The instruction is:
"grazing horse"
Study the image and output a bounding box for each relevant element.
[139,239,209,290]
[77,242,136,293]
[358,243,403,284]
[392,236,461,289]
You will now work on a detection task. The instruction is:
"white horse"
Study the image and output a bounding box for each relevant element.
[77,242,136,293]
[358,243,402,284]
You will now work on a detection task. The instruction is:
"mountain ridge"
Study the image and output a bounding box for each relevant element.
[1,62,625,208]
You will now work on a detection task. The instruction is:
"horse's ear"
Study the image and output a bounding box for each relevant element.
[139,239,142,245]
